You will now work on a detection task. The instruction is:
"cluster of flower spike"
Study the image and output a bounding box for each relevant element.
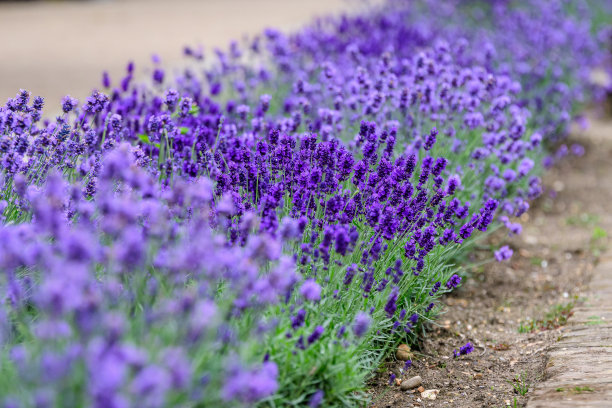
[0,0,608,406]
[0,144,296,407]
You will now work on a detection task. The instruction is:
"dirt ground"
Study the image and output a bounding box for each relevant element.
[368,113,612,408]
[0,0,354,111]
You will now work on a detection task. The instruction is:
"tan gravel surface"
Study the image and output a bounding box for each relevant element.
[0,0,354,111]
[526,114,612,407]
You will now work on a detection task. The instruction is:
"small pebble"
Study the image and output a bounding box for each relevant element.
[421,389,439,400]
[400,376,423,391]
[396,344,413,361]
[417,386,425,393]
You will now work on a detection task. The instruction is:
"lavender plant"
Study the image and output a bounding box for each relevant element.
[0,145,299,407]
[0,0,609,406]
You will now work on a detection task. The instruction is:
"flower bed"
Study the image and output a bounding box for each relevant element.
[0,0,609,406]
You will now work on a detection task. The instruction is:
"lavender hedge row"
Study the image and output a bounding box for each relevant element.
[0,0,609,406]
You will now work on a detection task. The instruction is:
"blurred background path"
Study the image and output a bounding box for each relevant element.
[0,0,354,111]
[526,113,612,407]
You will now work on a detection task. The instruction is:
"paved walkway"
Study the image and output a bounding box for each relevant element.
[0,0,356,111]
[527,115,612,407]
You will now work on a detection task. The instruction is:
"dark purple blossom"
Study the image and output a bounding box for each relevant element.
[307,326,324,344]
[453,342,474,358]
[445,274,462,290]
[384,287,399,318]
[61,96,78,113]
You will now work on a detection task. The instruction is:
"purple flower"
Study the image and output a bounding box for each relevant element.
[424,127,438,151]
[507,222,522,236]
[518,158,534,177]
[309,390,324,408]
[164,89,180,111]
[571,144,585,156]
[453,342,474,358]
[300,279,322,302]
[163,348,192,390]
[291,309,306,330]
[352,311,371,338]
[32,95,44,111]
[260,94,272,112]
[222,362,279,403]
[102,71,111,88]
[83,90,109,114]
[530,133,542,147]
[429,282,441,296]
[130,365,170,401]
[445,274,462,290]
[542,156,554,169]
[494,245,513,262]
[384,286,399,318]
[61,95,78,113]
[307,326,324,344]
[153,68,165,84]
[556,144,569,159]
[502,168,517,182]
[446,175,461,195]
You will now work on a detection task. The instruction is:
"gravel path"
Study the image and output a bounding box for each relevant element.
[527,114,612,407]
[0,0,353,111]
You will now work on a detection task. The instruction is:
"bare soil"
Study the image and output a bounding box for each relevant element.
[368,116,612,407]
